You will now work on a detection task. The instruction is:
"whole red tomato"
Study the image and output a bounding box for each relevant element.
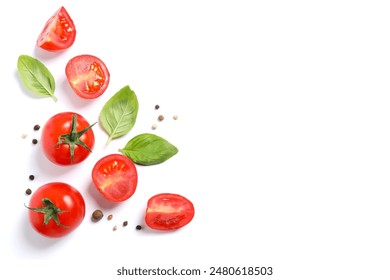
[41,112,95,165]
[26,182,86,238]
[36,6,76,52]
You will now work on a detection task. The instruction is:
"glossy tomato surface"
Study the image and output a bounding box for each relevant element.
[92,154,138,202]
[27,182,85,238]
[145,193,195,230]
[36,6,76,52]
[65,54,110,99]
[41,112,95,165]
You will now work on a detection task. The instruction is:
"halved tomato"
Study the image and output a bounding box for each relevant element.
[92,154,138,202]
[37,6,76,52]
[145,193,195,230]
[65,54,110,99]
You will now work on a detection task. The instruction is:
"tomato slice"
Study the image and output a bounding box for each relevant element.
[37,6,76,52]
[92,154,138,202]
[145,193,195,230]
[65,54,110,99]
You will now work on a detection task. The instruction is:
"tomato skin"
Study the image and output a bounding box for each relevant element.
[41,112,95,165]
[92,154,138,202]
[145,193,195,231]
[37,6,76,52]
[28,182,85,238]
[65,55,110,99]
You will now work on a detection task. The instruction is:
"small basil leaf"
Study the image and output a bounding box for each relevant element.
[119,133,178,165]
[99,85,139,144]
[17,55,57,102]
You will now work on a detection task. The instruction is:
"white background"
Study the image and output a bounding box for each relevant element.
[1,0,390,279]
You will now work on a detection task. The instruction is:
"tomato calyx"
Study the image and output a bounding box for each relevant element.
[56,114,96,163]
[25,198,69,228]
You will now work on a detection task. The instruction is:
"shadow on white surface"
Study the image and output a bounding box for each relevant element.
[16,211,63,257]
[33,45,67,61]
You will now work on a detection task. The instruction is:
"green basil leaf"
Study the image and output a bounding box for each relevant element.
[17,55,57,102]
[119,133,178,165]
[100,85,139,144]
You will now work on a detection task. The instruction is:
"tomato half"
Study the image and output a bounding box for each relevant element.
[65,55,110,99]
[36,6,76,52]
[41,112,95,165]
[26,182,85,238]
[145,193,195,230]
[92,154,138,202]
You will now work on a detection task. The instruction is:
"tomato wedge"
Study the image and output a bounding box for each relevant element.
[65,54,110,99]
[145,193,195,230]
[37,6,76,52]
[92,154,138,202]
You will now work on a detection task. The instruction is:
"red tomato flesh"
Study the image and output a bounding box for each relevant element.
[92,154,138,202]
[37,6,76,52]
[27,182,85,238]
[65,54,110,99]
[145,193,195,230]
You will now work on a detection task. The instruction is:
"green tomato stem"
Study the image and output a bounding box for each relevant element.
[56,114,96,163]
[25,198,69,227]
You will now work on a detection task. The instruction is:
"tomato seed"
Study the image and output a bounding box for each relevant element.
[108,214,113,221]
[155,104,160,110]
[32,139,38,144]
[25,188,32,195]
[21,133,28,139]
[113,225,117,231]
[92,209,104,221]
[136,225,142,230]
[29,175,35,180]
[123,221,128,227]
[33,124,40,131]
[151,124,157,130]
[173,114,178,120]
[158,115,164,121]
